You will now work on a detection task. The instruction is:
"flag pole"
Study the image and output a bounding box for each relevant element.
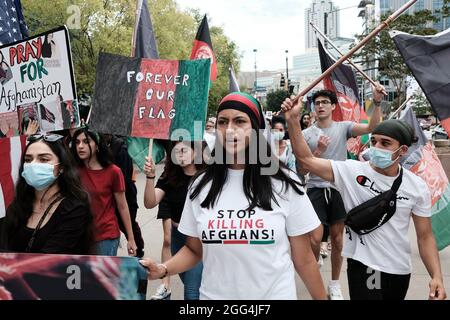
[131,0,153,157]
[293,0,418,103]
[131,0,144,58]
[310,22,387,96]
[359,96,413,151]
[389,95,413,120]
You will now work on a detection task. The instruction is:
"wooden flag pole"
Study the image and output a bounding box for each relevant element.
[131,0,144,58]
[293,0,418,103]
[389,95,413,120]
[310,22,387,96]
[360,96,413,151]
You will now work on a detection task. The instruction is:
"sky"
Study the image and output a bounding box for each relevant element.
[175,0,364,72]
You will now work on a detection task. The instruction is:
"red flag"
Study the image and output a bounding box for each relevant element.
[0,135,27,217]
[317,40,368,158]
[190,15,217,81]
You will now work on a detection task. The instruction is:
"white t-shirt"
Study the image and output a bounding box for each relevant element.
[178,169,320,300]
[303,121,354,188]
[331,160,431,274]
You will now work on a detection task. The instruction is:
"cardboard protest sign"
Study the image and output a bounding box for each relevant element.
[0,26,80,136]
[89,52,210,140]
[0,252,147,300]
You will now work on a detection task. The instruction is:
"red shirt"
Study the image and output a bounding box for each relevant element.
[79,165,125,242]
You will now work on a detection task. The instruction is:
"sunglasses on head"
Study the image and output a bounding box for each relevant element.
[27,133,64,143]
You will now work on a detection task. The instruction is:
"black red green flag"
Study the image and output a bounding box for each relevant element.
[391,29,450,137]
[317,40,368,158]
[190,15,217,81]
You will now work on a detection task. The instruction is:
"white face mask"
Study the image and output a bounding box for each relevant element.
[22,163,59,190]
[272,131,285,141]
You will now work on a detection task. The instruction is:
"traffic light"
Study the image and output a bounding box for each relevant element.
[280,74,285,88]
[288,79,294,94]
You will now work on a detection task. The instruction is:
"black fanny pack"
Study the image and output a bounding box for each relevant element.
[344,167,403,235]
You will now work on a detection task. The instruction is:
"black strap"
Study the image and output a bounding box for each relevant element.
[391,167,403,193]
[26,196,63,252]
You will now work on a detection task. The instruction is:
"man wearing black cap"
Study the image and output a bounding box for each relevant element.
[281,98,447,300]
[298,86,384,300]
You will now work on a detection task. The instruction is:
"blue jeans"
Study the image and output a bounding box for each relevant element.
[96,238,120,256]
[171,225,203,300]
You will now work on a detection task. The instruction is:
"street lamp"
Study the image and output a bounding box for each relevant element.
[253,49,257,94]
[285,49,289,90]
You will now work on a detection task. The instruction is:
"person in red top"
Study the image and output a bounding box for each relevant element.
[71,128,137,256]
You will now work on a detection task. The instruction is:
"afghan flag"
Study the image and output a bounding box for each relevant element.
[0,135,26,217]
[128,0,165,166]
[391,29,450,136]
[89,52,210,140]
[190,15,217,82]
[229,66,240,92]
[317,40,368,158]
[400,106,450,250]
[0,253,147,300]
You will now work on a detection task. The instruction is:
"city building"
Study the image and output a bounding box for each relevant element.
[305,0,341,49]
[358,0,448,104]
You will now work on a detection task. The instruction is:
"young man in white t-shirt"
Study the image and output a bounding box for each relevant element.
[298,88,383,300]
[282,97,447,300]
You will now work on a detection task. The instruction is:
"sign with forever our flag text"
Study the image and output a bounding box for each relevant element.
[89,52,211,141]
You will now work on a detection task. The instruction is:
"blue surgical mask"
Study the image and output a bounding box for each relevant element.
[22,163,59,191]
[369,146,401,169]
[272,131,285,141]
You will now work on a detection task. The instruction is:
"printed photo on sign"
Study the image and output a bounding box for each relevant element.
[0,111,19,138]
[0,26,79,133]
[0,253,147,300]
[0,27,75,111]
[17,103,38,134]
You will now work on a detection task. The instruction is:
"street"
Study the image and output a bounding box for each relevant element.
[119,164,450,300]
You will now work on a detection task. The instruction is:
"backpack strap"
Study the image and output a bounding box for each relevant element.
[391,166,403,193]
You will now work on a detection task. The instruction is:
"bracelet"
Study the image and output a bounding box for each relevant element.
[158,263,168,279]
[146,176,155,180]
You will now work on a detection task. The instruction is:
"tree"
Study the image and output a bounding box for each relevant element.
[21,0,240,115]
[266,90,289,112]
[411,89,433,116]
[23,0,136,98]
[354,9,442,112]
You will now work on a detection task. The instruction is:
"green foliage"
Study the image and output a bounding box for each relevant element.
[266,90,289,112]
[411,89,433,116]
[21,0,240,115]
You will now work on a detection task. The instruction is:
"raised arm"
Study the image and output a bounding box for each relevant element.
[281,97,334,183]
[143,156,165,209]
[352,83,385,136]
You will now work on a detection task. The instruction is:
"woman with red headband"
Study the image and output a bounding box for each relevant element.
[140,92,326,300]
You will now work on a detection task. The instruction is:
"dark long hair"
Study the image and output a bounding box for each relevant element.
[71,128,113,168]
[190,115,304,211]
[1,138,94,252]
[300,113,311,130]
[161,140,206,188]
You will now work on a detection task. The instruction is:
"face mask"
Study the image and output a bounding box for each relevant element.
[369,146,401,169]
[22,163,58,191]
[272,131,285,141]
